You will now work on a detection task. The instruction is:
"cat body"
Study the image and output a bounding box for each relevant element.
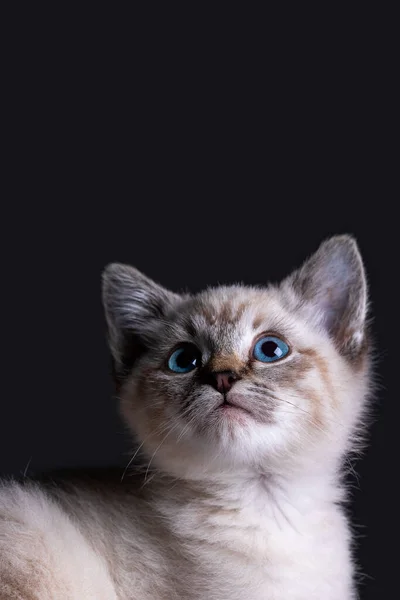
[1,471,354,599]
[0,236,370,599]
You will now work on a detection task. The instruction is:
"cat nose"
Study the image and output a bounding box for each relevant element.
[210,371,241,394]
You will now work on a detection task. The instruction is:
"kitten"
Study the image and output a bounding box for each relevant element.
[0,235,371,599]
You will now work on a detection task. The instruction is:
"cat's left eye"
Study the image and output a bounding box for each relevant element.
[253,336,289,363]
[168,344,201,374]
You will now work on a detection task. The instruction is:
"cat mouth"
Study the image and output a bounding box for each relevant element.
[217,397,252,416]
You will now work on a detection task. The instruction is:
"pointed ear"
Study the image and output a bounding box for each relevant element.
[281,235,368,357]
[102,264,182,376]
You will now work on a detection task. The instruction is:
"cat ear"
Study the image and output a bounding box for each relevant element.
[281,235,368,357]
[102,264,182,374]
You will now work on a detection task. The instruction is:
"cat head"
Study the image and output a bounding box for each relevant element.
[102,236,370,479]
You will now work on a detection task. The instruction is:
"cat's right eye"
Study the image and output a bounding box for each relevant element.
[168,344,201,374]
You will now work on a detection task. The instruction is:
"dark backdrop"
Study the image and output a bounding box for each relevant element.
[1,32,393,600]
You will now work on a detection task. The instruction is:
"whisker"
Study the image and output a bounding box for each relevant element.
[143,422,181,484]
[22,456,33,479]
[121,420,174,482]
[176,418,195,443]
[255,386,345,429]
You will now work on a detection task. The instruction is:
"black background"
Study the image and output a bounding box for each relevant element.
[1,23,393,599]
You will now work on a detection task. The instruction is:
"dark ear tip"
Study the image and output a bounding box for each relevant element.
[319,234,363,262]
[101,263,135,302]
[322,233,358,249]
[102,262,141,283]
[102,262,129,278]
[102,262,120,287]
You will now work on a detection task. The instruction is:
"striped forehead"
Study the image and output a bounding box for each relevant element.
[180,288,273,353]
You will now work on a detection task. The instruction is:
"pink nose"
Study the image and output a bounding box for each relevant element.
[211,371,240,394]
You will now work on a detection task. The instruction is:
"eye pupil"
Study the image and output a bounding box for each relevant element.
[261,341,279,358]
[176,349,198,369]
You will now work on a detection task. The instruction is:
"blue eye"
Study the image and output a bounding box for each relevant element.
[168,345,201,373]
[253,336,289,363]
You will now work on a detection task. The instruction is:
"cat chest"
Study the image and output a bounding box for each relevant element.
[174,508,353,599]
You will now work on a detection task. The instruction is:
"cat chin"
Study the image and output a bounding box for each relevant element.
[194,417,291,462]
[216,403,251,422]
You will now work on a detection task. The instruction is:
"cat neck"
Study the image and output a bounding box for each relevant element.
[140,467,345,556]
[143,462,345,518]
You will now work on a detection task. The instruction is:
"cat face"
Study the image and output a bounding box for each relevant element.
[103,236,370,477]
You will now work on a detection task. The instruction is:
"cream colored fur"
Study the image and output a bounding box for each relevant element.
[0,236,371,599]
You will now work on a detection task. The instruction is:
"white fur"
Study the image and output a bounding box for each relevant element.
[0,236,370,599]
[0,483,118,599]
